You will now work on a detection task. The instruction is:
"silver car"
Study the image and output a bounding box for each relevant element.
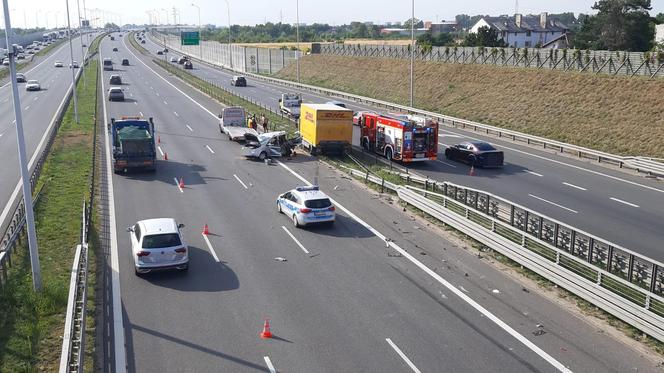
[25,80,41,91]
[241,131,301,160]
[108,87,124,101]
[127,218,188,275]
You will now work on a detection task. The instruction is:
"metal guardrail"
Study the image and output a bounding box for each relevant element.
[339,165,664,341]
[0,36,97,288]
[152,32,664,178]
[59,44,100,373]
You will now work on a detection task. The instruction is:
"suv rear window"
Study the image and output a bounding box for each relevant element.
[103,59,112,66]
[304,198,332,209]
[142,233,182,248]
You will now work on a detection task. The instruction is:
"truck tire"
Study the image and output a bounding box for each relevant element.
[361,138,369,151]
[385,148,393,162]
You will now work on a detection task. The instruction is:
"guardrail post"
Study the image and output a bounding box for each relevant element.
[650,265,659,293]
[381,178,385,193]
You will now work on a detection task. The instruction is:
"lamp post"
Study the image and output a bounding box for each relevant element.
[223,0,232,69]
[65,0,79,124]
[409,0,414,108]
[2,0,42,291]
[190,3,201,60]
[296,0,300,82]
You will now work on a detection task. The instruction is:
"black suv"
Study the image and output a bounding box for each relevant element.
[231,76,247,87]
[121,59,129,66]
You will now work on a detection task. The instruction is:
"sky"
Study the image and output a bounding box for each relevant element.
[3,0,664,29]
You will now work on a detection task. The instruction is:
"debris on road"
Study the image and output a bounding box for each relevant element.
[492,289,500,294]
[274,257,287,262]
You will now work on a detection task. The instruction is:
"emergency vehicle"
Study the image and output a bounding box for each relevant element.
[358,113,439,163]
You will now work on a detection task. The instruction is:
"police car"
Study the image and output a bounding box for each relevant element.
[276,186,335,227]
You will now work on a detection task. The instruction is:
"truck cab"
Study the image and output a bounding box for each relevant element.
[360,113,438,163]
[278,93,302,119]
[111,117,157,173]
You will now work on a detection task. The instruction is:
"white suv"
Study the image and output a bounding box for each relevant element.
[127,218,188,275]
[276,186,335,227]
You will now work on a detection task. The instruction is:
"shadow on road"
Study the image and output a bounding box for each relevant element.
[304,214,374,239]
[121,159,208,187]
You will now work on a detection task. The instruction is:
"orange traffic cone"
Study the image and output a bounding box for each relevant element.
[469,166,476,176]
[164,152,168,160]
[202,224,210,235]
[260,319,273,339]
[179,178,185,189]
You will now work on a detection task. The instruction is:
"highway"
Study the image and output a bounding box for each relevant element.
[96,32,660,372]
[142,34,664,263]
[0,33,96,233]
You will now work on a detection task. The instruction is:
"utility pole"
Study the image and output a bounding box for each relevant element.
[2,0,42,291]
[224,0,232,69]
[77,0,86,88]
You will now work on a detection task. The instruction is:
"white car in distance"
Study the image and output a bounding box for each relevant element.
[127,218,189,275]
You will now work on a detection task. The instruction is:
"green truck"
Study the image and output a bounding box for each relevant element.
[111,117,157,173]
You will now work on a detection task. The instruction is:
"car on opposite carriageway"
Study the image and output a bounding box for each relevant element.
[276,186,336,227]
[444,141,504,168]
[15,73,26,83]
[25,80,41,91]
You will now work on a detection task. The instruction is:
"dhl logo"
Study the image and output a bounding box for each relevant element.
[321,112,351,119]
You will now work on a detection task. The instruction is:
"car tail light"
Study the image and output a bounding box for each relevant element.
[300,208,311,213]
[136,251,150,257]
[175,247,187,254]
[328,206,336,211]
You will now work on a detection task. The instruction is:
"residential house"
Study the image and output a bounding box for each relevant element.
[469,13,569,48]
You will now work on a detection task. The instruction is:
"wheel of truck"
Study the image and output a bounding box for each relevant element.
[385,148,393,162]
[258,152,267,161]
[361,138,369,151]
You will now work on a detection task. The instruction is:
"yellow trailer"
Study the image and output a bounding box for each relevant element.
[299,103,353,155]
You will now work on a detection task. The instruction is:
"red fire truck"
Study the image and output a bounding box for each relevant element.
[358,112,439,163]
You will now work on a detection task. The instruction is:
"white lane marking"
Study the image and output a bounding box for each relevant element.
[562,182,587,191]
[436,160,457,168]
[174,177,184,193]
[129,93,133,97]
[150,86,153,90]
[438,134,463,138]
[33,96,38,101]
[233,174,248,189]
[122,37,219,118]
[440,129,664,195]
[97,47,127,373]
[133,102,138,106]
[263,356,276,373]
[281,226,310,254]
[157,146,164,156]
[163,100,168,105]
[139,111,143,117]
[437,142,449,148]
[186,124,194,132]
[610,197,640,208]
[529,194,579,214]
[155,92,160,96]
[202,233,221,262]
[173,111,179,117]
[278,161,572,373]
[386,338,422,373]
[24,105,30,110]
[526,170,543,177]
[205,145,215,154]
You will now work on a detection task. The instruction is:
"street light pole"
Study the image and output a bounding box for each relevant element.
[224,0,232,69]
[76,0,86,88]
[2,0,42,291]
[296,0,300,82]
[190,3,201,60]
[65,0,79,124]
[409,0,414,107]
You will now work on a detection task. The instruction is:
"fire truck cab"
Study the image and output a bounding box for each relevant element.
[359,113,439,163]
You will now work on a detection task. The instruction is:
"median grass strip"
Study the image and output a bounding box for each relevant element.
[277,54,664,158]
[0,58,99,372]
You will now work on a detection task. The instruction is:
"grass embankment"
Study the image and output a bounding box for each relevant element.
[0,58,99,372]
[152,58,295,133]
[277,54,664,158]
[128,32,149,55]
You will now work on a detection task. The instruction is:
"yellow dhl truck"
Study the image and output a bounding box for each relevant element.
[299,103,353,155]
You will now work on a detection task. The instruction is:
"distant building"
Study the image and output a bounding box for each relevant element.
[656,24,664,44]
[424,21,458,34]
[469,13,569,48]
[541,33,570,49]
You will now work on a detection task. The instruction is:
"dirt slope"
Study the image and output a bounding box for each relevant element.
[277,54,664,158]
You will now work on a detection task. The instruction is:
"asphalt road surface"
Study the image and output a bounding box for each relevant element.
[0,33,97,233]
[96,33,661,373]
[142,34,664,264]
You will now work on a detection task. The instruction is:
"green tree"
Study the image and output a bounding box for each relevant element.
[403,18,424,29]
[573,0,654,51]
[417,31,454,47]
[463,26,507,47]
[104,22,120,30]
[655,12,664,24]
